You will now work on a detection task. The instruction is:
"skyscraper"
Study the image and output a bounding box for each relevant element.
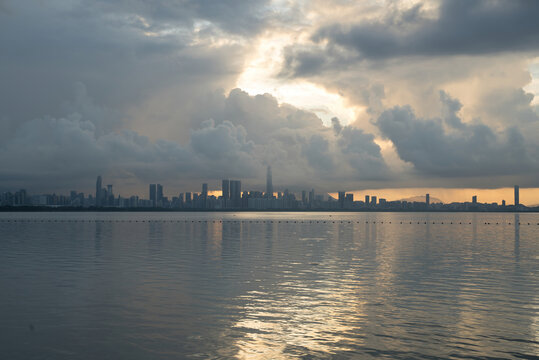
[365,195,370,205]
[96,176,102,207]
[149,184,156,207]
[201,183,208,208]
[338,191,345,208]
[222,180,230,200]
[266,165,273,198]
[157,184,163,206]
[202,183,208,197]
[230,180,241,207]
[514,185,519,206]
[472,195,477,204]
[426,193,430,207]
[107,185,113,206]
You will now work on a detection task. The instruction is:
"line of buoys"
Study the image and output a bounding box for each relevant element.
[1,219,538,226]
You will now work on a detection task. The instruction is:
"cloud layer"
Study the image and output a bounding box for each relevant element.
[0,0,538,195]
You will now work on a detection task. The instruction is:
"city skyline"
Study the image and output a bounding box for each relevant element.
[1,171,535,210]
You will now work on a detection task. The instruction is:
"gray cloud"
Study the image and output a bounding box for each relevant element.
[376,92,538,178]
[88,0,271,35]
[0,87,389,193]
[315,0,539,60]
[0,1,248,138]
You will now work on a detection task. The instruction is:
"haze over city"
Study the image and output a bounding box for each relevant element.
[1,0,539,203]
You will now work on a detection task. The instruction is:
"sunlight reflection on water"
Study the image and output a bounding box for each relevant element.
[0,212,538,359]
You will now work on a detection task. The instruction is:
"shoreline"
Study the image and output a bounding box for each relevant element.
[1,206,538,213]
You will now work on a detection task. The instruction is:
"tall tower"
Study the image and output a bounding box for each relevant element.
[201,183,208,209]
[266,165,273,198]
[96,175,102,207]
[514,185,519,206]
[149,184,156,207]
[156,184,163,206]
[230,180,241,207]
[222,179,230,200]
[426,193,430,208]
[202,183,208,198]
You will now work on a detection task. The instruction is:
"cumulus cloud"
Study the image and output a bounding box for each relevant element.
[0,87,389,193]
[376,92,538,178]
[1,0,538,193]
[0,1,249,137]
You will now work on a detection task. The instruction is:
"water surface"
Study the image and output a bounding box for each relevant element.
[1,212,538,359]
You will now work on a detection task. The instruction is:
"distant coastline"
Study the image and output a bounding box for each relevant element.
[1,206,538,213]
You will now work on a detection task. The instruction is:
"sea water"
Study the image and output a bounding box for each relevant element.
[0,212,538,359]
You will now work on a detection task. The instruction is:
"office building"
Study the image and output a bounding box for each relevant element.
[266,166,273,198]
[365,195,370,205]
[514,185,519,206]
[149,184,156,207]
[201,183,208,208]
[202,183,208,197]
[96,176,102,207]
[472,195,477,204]
[157,184,163,206]
[371,196,377,205]
[345,193,353,208]
[338,191,345,208]
[426,193,430,207]
[230,180,241,207]
[222,180,230,200]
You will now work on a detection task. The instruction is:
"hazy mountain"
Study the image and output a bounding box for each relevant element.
[399,195,443,204]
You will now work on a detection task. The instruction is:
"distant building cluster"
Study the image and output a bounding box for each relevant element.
[0,169,532,211]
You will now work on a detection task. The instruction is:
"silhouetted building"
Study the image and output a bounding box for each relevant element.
[345,193,353,208]
[266,166,273,198]
[202,183,208,197]
[96,176,102,207]
[365,195,370,205]
[222,180,230,200]
[149,184,156,207]
[308,189,315,206]
[230,180,241,207]
[426,193,430,207]
[201,183,208,208]
[157,184,163,206]
[371,196,377,205]
[514,185,519,206]
[338,191,345,208]
[472,195,477,204]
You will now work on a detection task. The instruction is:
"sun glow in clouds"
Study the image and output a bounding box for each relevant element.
[236,33,359,126]
[524,57,539,106]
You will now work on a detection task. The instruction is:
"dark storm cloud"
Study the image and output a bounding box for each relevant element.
[315,0,539,59]
[376,92,538,177]
[0,1,251,137]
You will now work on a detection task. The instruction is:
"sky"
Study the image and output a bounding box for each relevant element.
[1,0,539,203]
